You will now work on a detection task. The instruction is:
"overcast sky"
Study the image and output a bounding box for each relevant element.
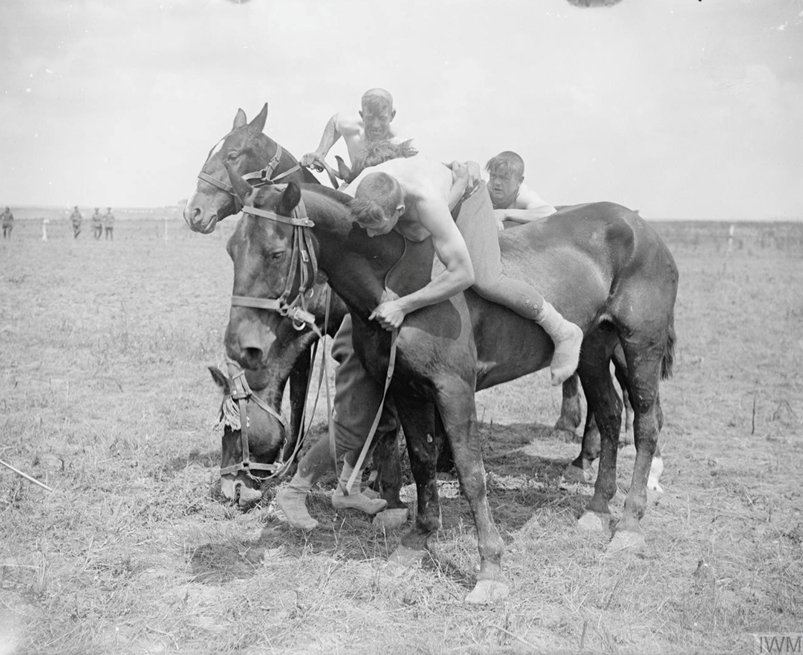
[1,0,801,219]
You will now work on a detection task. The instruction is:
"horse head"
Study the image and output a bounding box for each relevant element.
[184,104,315,234]
[208,364,286,506]
[223,168,317,370]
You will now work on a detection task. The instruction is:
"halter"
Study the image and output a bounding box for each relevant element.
[197,143,303,213]
[218,359,289,482]
[230,197,320,332]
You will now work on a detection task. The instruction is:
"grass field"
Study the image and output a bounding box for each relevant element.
[1,218,802,654]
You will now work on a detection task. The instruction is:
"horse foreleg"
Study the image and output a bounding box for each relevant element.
[555,373,583,434]
[564,409,600,485]
[436,378,508,604]
[284,347,312,465]
[391,396,441,562]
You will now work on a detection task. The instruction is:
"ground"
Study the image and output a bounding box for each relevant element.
[1,218,802,654]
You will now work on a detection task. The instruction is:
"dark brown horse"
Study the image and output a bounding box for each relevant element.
[185,105,645,508]
[222,169,678,603]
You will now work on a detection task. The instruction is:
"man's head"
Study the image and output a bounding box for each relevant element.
[360,88,396,142]
[485,151,525,208]
[351,172,405,237]
[107,207,112,212]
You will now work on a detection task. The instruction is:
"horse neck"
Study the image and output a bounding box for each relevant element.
[303,189,402,319]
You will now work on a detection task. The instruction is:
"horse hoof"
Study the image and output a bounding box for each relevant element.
[646,487,663,506]
[607,529,645,553]
[577,511,610,532]
[554,417,579,435]
[563,464,595,485]
[465,579,510,605]
[388,544,426,567]
[373,508,409,531]
[237,486,263,508]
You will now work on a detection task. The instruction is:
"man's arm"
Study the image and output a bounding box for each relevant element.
[370,196,475,330]
[301,113,358,168]
[494,184,556,226]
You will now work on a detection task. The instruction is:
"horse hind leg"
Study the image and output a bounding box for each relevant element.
[575,327,622,535]
[555,373,583,435]
[608,342,667,552]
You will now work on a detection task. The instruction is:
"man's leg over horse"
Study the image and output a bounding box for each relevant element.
[435,375,508,604]
[575,327,622,535]
[454,186,582,386]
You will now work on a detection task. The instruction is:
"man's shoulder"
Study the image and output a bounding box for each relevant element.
[515,183,552,210]
[333,111,362,134]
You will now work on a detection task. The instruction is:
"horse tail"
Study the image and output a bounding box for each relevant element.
[661,319,676,380]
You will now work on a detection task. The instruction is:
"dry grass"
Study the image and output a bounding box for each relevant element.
[1,218,802,654]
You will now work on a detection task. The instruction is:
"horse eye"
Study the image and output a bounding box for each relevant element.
[226,150,240,161]
[271,251,284,261]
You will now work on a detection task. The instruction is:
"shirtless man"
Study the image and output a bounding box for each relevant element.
[486,151,556,230]
[300,88,407,170]
[276,143,583,530]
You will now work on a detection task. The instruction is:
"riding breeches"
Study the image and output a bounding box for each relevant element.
[331,315,398,465]
[455,182,544,319]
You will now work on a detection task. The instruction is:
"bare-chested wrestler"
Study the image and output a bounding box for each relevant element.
[300,88,408,170]
[276,143,583,530]
[485,151,556,229]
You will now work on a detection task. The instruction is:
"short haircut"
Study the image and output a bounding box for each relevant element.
[485,151,525,179]
[361,88,393,114]
[351,172,404,228]
[349,139,418,181]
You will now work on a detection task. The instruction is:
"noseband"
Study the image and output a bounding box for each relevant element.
[231,199,320,332]
[197,143,303,213]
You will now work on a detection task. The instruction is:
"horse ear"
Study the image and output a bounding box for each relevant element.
[335,155,352,182]
[233,109,247,130]
[224,162,254,205]
[278,183,302,216]
[249,103,268,134]
[208,366,230,392]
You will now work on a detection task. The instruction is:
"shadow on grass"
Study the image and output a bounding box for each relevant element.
[189,421,594,586]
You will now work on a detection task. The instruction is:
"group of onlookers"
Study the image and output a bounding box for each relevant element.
[0,206,116,240]
[70,206,115,240]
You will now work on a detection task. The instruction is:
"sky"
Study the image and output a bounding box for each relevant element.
[0,0,801,220]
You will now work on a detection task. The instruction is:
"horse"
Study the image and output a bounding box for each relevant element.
[185,105,650,507]
[186,105,411,511]
[221,168,678,604]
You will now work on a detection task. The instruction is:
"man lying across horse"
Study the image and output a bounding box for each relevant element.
[275,141,583,530]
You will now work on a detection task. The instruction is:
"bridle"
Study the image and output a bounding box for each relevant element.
[231,199,320,331]
[218,360,288,481]
[221,197,323,483]
[197,142,303,213]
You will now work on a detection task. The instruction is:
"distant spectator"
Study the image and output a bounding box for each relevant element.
[91,208,103,240]
[1,207,13,239]
[42,218,49,241]
[103,207,115,240]
[70,206,83,239]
